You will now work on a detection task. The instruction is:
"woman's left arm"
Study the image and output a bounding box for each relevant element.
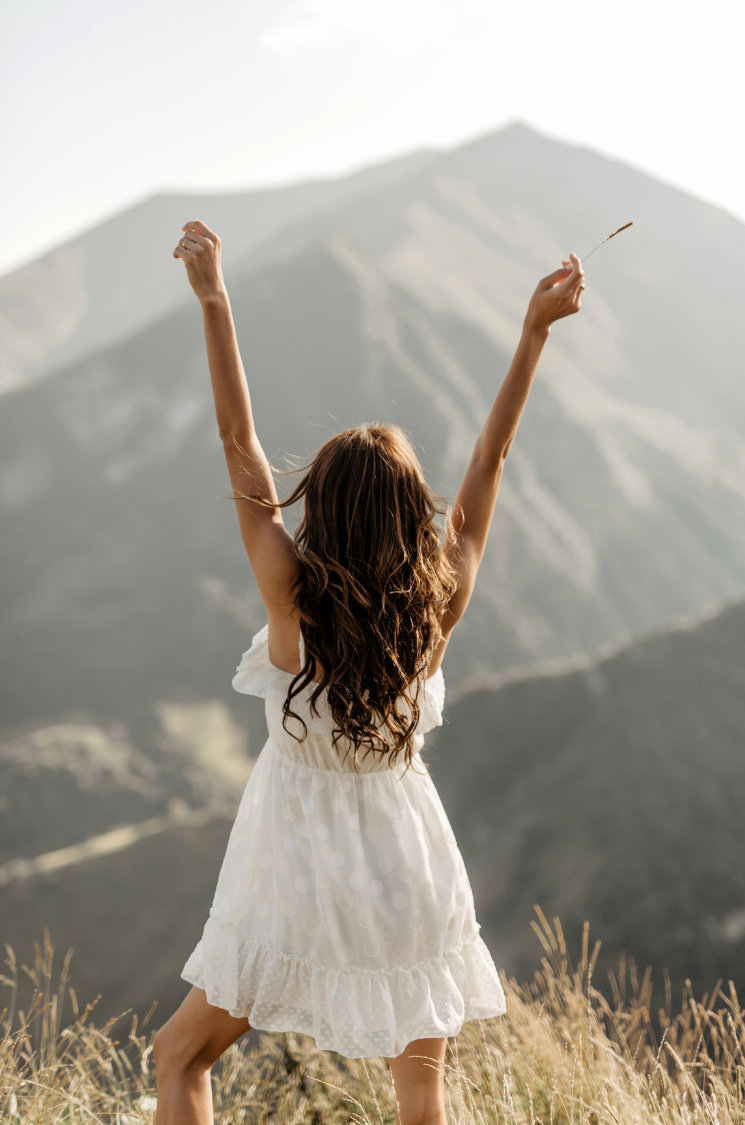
[173,220,300,611]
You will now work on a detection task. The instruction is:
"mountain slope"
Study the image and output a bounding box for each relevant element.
[0,147,439,393]
[428,595,745,1007]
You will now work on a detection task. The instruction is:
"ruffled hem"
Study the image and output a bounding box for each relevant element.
[181,914,506,1059]
[231,624,445,735]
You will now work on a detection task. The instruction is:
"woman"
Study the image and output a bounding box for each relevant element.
[153,219,584,1125]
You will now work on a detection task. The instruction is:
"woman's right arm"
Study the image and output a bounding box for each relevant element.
[441,252,585,635]
[173,220,300,620]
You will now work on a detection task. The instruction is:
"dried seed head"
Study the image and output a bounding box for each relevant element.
[580,222,634,263]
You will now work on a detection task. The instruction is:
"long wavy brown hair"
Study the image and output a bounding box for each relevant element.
[270,423,457,774]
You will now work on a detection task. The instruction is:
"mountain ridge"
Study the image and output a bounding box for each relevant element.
[0,146,441,394]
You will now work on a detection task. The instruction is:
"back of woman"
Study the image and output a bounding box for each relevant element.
[250,421,456,775]
[153,219,584,1125]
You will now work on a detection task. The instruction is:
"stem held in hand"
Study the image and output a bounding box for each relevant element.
[580,222,633,263]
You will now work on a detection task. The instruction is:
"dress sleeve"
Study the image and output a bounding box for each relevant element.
[232,624,289,702]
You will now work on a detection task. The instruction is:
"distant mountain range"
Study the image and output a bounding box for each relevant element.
[2,595,742,1024]
[2,121,744,1024]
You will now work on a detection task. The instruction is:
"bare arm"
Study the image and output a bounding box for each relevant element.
[441,252,585,634]
[173,220,300,616]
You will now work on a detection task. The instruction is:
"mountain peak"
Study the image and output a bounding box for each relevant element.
[499,119,542,137]
[447,118,560,164]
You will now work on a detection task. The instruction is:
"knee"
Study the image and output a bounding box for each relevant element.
[153,1021,210,1081]
[153,1023,180,1080]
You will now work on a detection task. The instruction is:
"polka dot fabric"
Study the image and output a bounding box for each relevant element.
[181,624,506,1058]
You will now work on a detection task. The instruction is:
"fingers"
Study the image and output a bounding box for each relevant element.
[564,253,585,310]
[539,265,573,291]
[570,252,585,296]
[181,230,211,250]
[173,239,197,260]
[182,219,219,244]
[561,252,581,282]
[173,228,213,260]
[558,251,585,295]
[540,251,583,291]
[173,220,219,259]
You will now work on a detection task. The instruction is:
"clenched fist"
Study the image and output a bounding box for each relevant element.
[173,219,226,304]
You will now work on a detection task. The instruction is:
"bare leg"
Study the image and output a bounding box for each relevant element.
[387,1037,448,1125]
[153,987,252,1125]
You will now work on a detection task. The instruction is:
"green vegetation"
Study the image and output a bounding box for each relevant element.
[4,909,744,1124]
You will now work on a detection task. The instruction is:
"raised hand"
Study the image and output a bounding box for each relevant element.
[523,251,585,332]
[173,219,226,304]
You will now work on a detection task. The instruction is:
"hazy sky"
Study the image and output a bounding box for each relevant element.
[2,0,743,277]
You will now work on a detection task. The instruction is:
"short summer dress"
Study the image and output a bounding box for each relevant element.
[182,624,507,1058]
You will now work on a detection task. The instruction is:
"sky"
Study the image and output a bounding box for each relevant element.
[2,0,744,278]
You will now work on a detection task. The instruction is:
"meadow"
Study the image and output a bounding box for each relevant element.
[3,908,744,1124]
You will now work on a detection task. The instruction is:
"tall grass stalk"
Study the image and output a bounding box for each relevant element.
[2,909,744,1123]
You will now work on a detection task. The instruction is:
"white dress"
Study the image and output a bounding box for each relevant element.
[181,624,507,1058]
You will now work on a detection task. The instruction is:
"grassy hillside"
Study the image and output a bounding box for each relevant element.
[3,912,744,1124]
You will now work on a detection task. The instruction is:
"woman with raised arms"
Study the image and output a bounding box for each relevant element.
[153,218,584,1125]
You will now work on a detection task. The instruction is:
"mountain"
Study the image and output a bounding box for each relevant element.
[427,595,745,1009]
[2,596,743,1024]
[0,148,439,394]
[3,122,745,741]
[3,118,745,1021]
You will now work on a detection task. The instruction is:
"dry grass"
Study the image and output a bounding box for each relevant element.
[3,908,745,1123]
[579,222,634,261]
